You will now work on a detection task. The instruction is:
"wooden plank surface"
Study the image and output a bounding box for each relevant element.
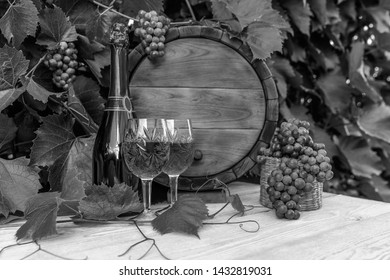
[130,38,262,89]
[180,129,260,177]
[1,182,390,260]
[131,87,265,129]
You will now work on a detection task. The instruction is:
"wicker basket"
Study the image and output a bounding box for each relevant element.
[259,156,323,211]
[259,157,281,209]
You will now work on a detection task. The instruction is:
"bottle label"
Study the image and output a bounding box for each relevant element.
[105,96,133,113]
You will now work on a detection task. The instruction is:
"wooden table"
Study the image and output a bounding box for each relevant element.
[1,181,390,260]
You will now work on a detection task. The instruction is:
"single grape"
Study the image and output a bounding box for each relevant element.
[304,183,313,193]
[267,186,275,196]
[306,174,315,183]
[144,12,151,20]
[317,171,326,182]
[273,200,284,209]
[293,210,300,220]
[291,172,299,180]
[287,186,297,195]
[267,176,276,187]
[285,209,295,220]
[53,53,62,61]
[63,56,71,64]
[294,178,305,190]
[49,59,57,68]
[310,164,320,175]
[150,42,158,50]
[281,192,291,202]
[282,175,292,185]
[276,205,288,215]
[325,170,334,180]
[286,200,296,209]
[284,167,292,175]
[291,194,301,203]
[154,28,162,36]
[275,182,285,192]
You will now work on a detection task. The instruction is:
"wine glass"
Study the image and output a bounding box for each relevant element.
[122,118,170,216]
[162,119,195,205]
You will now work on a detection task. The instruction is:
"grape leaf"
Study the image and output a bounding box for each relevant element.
[317,69,351,114]
[357,103,390,144]
[268,56,301,98]
[56,0,113,46]
[67,85,99,134]
[0,157,41,217]
[380,0,390,10]
[84,46,110,81]
[0,214,22,225]
[25,76,63,103]
[219,0,288,30]
[120,0,164,18]
[36,6,78,50]
[79,183,143,221]
[359,175,390,202]
[228,194,245,215]
[286,37,306,62]
[29,114,75,167]
[220,0,289,60]
[210,0,242,34]
[49,135,94,201]
[56,0,96,30]
[16,192,63,241]
[0,45,29,90]
[348,42,382,103]
[339,0,357,21]
[31,0,43,10]
[77,35,105,60]
[281,0,312,36]
[0,0,39,48]
[326,0,341,25]
[28,113,91,200]
[86,9,121,45]
[24,61,63,103]
[0,113,17,151]
[336,135,383,178]
[244,22,284,60]
[376,31,390,52]
[308,0,327,26]
[152,195,208,237]
[366,7,390,33]
[73,76,105,125]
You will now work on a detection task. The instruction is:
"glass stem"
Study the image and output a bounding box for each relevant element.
[169,175,179,205]
[141,179,152,213]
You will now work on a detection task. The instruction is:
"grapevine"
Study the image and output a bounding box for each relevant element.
[259,119,334,220]
[134,10,171,59]
[43,41,79,90]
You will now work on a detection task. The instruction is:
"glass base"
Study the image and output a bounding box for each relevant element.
[133,210,157,222]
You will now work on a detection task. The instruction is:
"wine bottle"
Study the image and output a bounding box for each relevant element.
[92,22,137,188]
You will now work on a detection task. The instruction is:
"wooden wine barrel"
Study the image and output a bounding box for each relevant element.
[127,25,278,191]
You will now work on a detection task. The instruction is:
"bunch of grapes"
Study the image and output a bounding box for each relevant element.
[134,10,171,59]
[259,119,334,220]
[259,119,312,158]
[43,41,78,90]
[266,158,305,220]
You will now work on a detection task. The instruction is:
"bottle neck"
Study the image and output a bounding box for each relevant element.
[106,45,133,113]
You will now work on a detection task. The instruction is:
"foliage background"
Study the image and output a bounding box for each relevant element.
[1,0,390,222]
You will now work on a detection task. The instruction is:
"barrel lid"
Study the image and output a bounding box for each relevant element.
[128,25,278,190]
